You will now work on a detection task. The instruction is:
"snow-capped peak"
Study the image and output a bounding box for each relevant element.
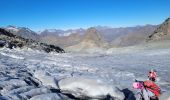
[6,25,19,32]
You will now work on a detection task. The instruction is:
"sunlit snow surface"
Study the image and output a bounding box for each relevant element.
[0,47,170,93]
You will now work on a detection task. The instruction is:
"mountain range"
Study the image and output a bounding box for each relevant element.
[2,17,170,52]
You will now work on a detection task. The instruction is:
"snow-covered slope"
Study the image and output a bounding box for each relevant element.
[0,47,170,99]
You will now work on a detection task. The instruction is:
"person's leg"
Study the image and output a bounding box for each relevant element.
[142,89,150,100]
[135,90,143,100]
[147,90,155,97]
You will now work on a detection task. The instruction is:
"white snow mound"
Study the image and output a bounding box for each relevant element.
[58,77,125,100]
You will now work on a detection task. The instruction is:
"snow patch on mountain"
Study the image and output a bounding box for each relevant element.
[6,27,19,32]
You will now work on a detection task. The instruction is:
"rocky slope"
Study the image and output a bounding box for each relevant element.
[148,18,170,41]
[4,26,39,41]
[97,25,157,43]
[0,28,64,53]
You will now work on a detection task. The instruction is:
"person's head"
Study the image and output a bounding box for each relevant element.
[148,69,157,82]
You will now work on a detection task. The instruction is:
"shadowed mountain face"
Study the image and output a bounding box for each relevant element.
[148,18,170,41]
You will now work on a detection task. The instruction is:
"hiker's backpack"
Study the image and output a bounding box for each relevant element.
[144,80,161,97]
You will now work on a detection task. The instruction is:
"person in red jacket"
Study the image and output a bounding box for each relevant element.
[143,69,161,100]
[148,69,157,82]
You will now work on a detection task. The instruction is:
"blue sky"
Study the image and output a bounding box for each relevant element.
[0,0,170,31]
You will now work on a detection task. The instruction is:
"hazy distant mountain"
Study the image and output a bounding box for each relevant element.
[39,25,157,48]
[148,18,170,41]
[40,32,83,48]
[95,25,157,43]
[40,28,85,37]
[110,25,157,47]
[39,28,85,48]
[4,25,39,41]
[40,29,62,37]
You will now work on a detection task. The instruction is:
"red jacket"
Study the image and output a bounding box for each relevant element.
[144,80,161,97]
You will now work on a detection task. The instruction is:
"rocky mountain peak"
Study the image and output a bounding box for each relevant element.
[84,27,103,42]
[65,27,109,52]
[165,17,170,22]
[148,17,170,41]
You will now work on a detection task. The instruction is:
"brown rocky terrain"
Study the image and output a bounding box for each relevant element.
[65,27,109,52]
[148,18,170,41]
[40,32,83,48]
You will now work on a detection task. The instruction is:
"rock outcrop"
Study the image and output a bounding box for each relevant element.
[0,28,64,53]
[4,25,39,41]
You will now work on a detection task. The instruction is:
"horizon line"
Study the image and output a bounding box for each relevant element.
[1,23,159,32]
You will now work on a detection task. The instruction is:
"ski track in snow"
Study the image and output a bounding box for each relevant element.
[0,48,170,99]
